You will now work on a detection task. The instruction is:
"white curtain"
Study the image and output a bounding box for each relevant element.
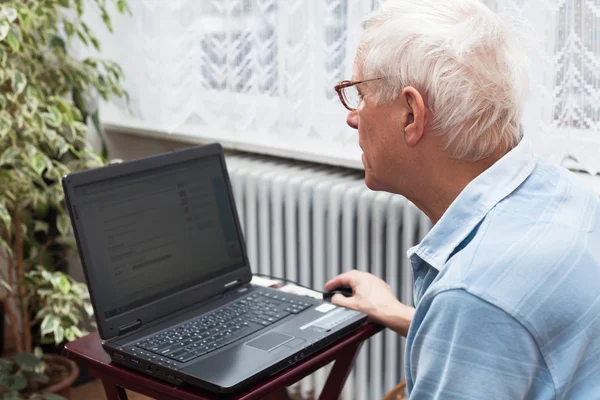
[87,0,600,174]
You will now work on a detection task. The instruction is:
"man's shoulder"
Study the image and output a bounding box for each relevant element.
[428,158,598,325]
[494,159,600,234]
[440,171,600,320]
[424,161,600,391]
[447,158,600,298]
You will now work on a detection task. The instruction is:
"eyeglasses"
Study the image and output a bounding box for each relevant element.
[334,78,382,111]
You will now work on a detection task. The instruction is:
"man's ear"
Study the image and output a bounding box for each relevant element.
[400,86,426,147]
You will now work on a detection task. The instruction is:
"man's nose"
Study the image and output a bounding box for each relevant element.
[346,111,358,129]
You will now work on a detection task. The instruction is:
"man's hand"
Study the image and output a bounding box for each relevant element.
[325,270,415,337]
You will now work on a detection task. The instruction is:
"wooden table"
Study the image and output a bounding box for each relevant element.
[63,324,382,400]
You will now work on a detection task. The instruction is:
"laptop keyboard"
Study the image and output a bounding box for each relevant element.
[134,290,312,364]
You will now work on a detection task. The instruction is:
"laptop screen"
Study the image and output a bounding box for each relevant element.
[73,155,244,320]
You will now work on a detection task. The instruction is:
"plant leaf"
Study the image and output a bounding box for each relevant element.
[0,358,13,372]
[0,146,19,166]
[27,372,49,384]
[72,120,87,133]
[84,302,94,317]
[117,0,128,14]
[57,274,71,294]
[17,9,30,30]
[64,328,75,342]
[41,315,59,335]
[50,272,62,288]
[47,185,65,206]
[63,20,74,40]
[49,105,62,125]
[34,220,49,233]
[70,325,84,338]
[24,142,37,158]
[2,391,22,400]
[76,29,88,46]
[56,136,70,157]
[43,112,61,128]
[14,352,42,369]
[27,245,38,261]
[49,35,66,52]
[0,110,10,138]
[90,36,100,51]
[0,279,13,294]
[6,32,18,52]
[100,7,113,32]
[44,128,57,143]
[11,70,26,95]
[0,202,10,229]
[56,213,70,236]
[41,268,53,282]
[25,85,39,110]
[90,110,108,160]
[74,0,83,16]
[31,153,46,175]
[0,374,27,391]
[0,238,11,258]
[1,7,18,22]
[67,312,79,325]
[54,325,65,344]
[0,20,9,41]
[1,146,19,165]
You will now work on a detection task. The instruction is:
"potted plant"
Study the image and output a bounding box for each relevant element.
[0,0,129,397]
[0,351,76,400]
[26,267,94,349]
[0,269,94,399]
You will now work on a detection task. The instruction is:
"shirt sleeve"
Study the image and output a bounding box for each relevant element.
[408,289,555,400]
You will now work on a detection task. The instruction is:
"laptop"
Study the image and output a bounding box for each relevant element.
[62,142,367,394]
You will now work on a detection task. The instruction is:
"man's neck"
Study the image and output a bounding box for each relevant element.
[406,148,506,225]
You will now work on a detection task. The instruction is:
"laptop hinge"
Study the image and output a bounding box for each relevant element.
[118,319,142,336]
[224,279,242,291]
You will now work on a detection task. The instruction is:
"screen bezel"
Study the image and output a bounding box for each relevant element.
[62,143,252,340]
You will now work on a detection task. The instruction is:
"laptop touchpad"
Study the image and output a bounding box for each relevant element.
[246,332,293,352]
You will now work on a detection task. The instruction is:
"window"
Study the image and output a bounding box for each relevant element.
[87,0,600,174]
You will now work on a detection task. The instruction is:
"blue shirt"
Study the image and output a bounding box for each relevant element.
[405,139,600,399]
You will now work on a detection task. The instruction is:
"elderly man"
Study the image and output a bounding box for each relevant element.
[326,0,600,398]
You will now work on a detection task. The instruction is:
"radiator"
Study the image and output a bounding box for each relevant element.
[226,153,431,400]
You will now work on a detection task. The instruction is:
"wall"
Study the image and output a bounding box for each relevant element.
[94,129,195,162]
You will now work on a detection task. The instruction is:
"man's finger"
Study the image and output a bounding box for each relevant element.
[324,270,359,290]
[331,293,358,309]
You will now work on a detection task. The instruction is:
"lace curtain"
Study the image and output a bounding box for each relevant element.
[85,0,600,174]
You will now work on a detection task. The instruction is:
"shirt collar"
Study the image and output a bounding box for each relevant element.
[407,138,537,271]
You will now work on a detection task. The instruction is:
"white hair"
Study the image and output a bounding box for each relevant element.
[359,0,532,161]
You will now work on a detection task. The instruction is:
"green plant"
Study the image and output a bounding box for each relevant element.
[0,351,65,400]
[0,0,129,359]
[26,267,93,346]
